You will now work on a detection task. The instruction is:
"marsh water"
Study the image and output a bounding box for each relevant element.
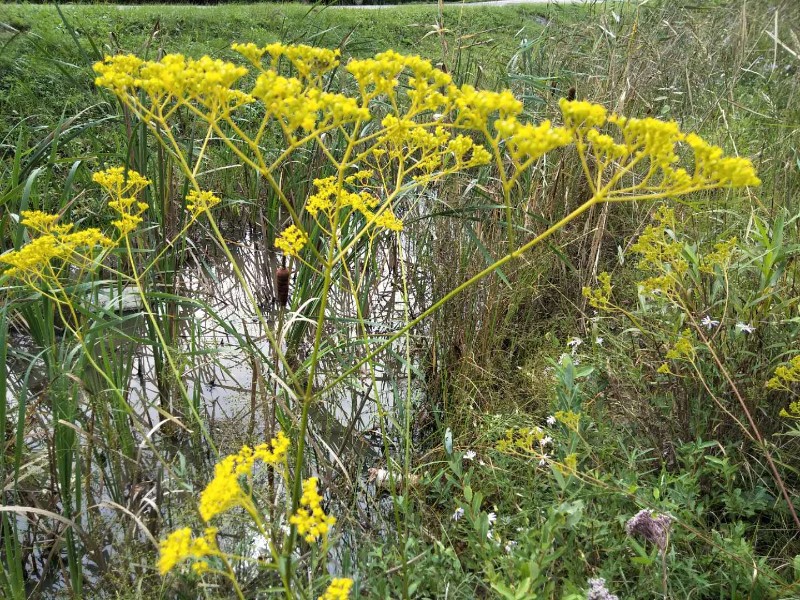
[4,220,427,595]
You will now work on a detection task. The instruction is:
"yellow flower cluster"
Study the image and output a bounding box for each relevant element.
[554,410,581,431]
[346,50,417,99]
[93,166,151,236]
[586,129,628,161]
[157,527,219,575]
[0,211,114,286]
[235,42,340,80]
[496,426,548,454]
[186,189,221,217]
[629,206,687,297]
[319,578,354,600]
[556,453,579,476]
[95,53,251,113]
[684,133,761,188]
[198,431,290,522]
[289,477,336,543]
[92,165,150,197]
[555,98,759,196]
[665,329,696,361]
[303,175,403,236]
[582,271,613,309]
[275,224,309,258]
[700,236,738,274]
[559,98,608,131]
[769,354,800,395]
[609,114,682,168]
[252,71,369,134]
[495,118,572,163]
[451,85,522,128]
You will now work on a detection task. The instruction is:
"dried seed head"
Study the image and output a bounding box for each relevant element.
[567,86,577,102]
[276,267,290,307]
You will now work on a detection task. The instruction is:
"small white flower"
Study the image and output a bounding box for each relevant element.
[504,540,518,554]
[736,322,756,334]
[567,337,583,354]
[487,529,498,542]
[539,436,552,447]
[546,415,557,426]
[701,315,720,330]
[463,450,477,461]
[538,455,549,467]
[452,507,465,521]
[487,512,497,525]
[595,337,604,346]
[573,358,581,366]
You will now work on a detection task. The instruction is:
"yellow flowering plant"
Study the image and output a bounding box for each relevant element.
[579,205,800,529]
[157,431,351,599]
[86,41,761,596]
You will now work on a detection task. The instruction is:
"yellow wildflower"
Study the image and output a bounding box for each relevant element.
[557,453,578,475]
[665,329,695,361]
[319,578,354,600]
[586,128,628,160]
[186,189,221,216]
[94,167,151,236]
[768,355,800,393]
[609,115,682,167]
[19,210,73,235]
[306,177,338,216]
[496,426,547,454]
[157,527,219,575]
[700,237,737,274]
[93,166,150,198]
[554,410,581,431]
[275,224,308,257]
[582,271,612,309]
[198,432,290,522]
[1,214,114,284]
[495,118,572,163]
[373,210,403,232]
[289,477,336,543]
[451,84,523,128]
[559,99,607,131]
[198,458,249,522]
[684,133,760,187]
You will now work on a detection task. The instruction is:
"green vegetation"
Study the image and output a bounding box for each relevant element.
[1,1,799,599]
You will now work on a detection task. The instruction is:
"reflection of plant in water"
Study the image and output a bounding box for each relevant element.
[0,40,759,597]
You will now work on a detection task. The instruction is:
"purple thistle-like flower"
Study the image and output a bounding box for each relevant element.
[587,578,619,600]
[625,509,674,552]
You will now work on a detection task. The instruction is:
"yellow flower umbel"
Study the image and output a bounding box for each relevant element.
[93,166,151,237]
[275,224,309,258]
[0,211,114,287]
[582,271,613,309]
[289,477,336,543]
[319,578,354,600]
[186,189,222,217]
[157,526,220,575]
[198,431,290,522]
[496,426,547,454]
[769,355,800,420]
[554,410,581,431]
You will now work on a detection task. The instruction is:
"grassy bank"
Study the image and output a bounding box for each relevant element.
[0,2,597,136]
